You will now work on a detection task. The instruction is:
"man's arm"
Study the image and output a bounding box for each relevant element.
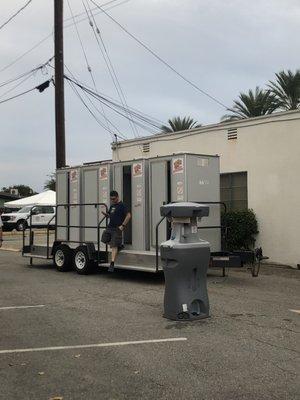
[119,212,131,231]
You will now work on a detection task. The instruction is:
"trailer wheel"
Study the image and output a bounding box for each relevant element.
[54,245,73,272]
[74,246,95,275]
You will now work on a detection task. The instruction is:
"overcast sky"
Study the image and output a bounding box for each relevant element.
[0,0,299,192]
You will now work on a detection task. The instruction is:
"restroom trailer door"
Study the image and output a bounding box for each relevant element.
[131,161,148,250]
[82,167,98,243]
[56,170,68,241]
[149,160,168,249]
[186,155,221,252]
[69,168,81,243]
[99,164,111,249]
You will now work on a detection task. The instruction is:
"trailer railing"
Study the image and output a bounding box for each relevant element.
[22,205,56,259]
[23,203,109,261]
[55,203,108,251]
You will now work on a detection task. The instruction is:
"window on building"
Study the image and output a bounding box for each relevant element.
[220,172,248,211]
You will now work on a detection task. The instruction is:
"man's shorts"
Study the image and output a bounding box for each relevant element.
[107,227,123,248]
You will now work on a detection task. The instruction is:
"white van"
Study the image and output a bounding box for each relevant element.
[1,205,56,231]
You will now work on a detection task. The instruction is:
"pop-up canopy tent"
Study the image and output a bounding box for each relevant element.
[4,190,56,209]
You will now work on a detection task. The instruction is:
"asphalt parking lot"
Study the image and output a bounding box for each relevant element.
[0,250,299,400]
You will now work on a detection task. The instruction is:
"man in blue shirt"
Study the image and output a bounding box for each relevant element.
[103,190,131,272]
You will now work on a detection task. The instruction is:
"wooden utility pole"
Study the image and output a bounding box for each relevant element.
[54,0,66,168]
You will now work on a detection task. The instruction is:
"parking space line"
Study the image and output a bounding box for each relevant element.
[0,337,187,355]
[289,309,300,314]
[0,305,45,311]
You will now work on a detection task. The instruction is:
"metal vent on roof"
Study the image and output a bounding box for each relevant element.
[227,128,237,140]
[142,142,150,153]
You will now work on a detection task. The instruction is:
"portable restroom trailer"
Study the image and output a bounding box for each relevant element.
[148,153,220,253]
[53,152,220,272]
[23,152,264,276]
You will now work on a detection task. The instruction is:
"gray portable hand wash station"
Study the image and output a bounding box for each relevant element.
[160,202,210,320]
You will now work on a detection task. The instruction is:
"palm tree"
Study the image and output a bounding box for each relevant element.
[268,70,300,110]
[44,173,56,191]
[161,116,201,133]
[222,87,279,121]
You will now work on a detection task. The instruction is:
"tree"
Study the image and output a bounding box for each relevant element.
[268,70,300,111]
[44,173,56,191]
[161,116,201,133]
[1,185,36,197]
[221,87,279,121]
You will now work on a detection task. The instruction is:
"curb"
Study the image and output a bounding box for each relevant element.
[0,248,20,253]
[3,230,53,237]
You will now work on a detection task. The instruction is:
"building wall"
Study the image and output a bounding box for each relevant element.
[112,111,300,267]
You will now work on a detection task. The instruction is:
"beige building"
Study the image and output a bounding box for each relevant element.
[112,110,300,268]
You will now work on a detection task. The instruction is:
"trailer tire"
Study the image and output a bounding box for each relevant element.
[74,246,95,275]
[54,245,73,272]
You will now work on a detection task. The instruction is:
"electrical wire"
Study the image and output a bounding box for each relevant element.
[0,79,51,105]
[65,75,160,133]
[65,63,127,139]
[60,71,164,127]
[0,72,35,99]
[0,0,131,73]
[48,58,162,132]
[75,82,156,133]
[0,57,53,88]
[91,0,228,109]
[64,0,119,23]
[67,79,127,140]
[67,0,116,138]
[84,0,139,138]
[0,0,33,32]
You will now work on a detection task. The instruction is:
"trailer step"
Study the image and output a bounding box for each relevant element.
[22,245,50,259]
[23,254,51,260]
[114,250,161,270]
[99,263,162,273]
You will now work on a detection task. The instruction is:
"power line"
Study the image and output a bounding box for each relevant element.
[0,0,131,74]
[0,0,33,32]
[67,0,115,137]
[90,0,228,109]
[62,71,164,127]
[84,0,139,138]
[65,75,160,133]
[0,73,34,99]
[67,0,93,79]
[67,78,127,140]
[0,56,53,88]
[65,63,127,140]
[0,79,51,105]
[64,0,119,23]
